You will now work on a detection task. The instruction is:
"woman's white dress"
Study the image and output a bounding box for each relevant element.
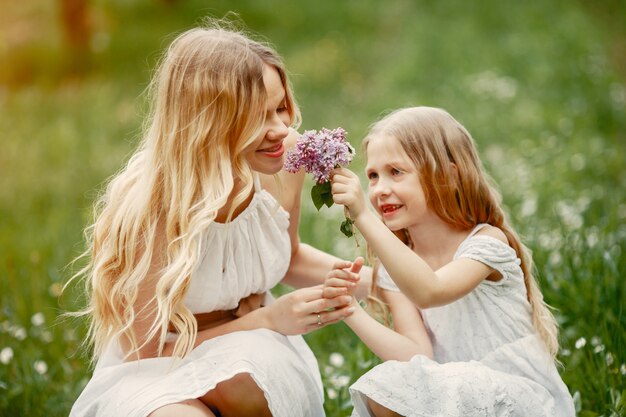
[350,224,575,417]
[70,177,325,417]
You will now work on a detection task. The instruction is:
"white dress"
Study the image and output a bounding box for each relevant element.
[350,224,575,417]
[70,177,325,417]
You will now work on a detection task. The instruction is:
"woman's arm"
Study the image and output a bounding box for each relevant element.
[261,129,371,299]
[123,213,354,361]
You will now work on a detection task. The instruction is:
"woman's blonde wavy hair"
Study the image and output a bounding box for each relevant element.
[364,106,559,359]
[69,22,300,363]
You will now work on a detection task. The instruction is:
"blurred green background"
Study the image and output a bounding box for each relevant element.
[0,0,624,416]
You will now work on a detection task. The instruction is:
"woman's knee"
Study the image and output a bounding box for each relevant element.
[149,399,216,417]
[368,397,401,417]
[201,372,271,417]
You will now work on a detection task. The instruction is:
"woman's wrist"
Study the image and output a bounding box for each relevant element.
[256,306,274,331]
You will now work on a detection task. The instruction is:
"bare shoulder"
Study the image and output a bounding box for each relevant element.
[475,224,508,244]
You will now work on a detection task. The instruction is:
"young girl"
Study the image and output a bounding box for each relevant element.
[68,23,365,417]
[326,107,575,416]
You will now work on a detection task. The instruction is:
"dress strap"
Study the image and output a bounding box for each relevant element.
[253,174,262,193]
[467,223,489,239]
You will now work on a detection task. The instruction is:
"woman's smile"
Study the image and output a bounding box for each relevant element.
[257,142,284,158]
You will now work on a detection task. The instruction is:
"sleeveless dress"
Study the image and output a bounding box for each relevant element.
[70,176,325,417]
[350,224,575,417]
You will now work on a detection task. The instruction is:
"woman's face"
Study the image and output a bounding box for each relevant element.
[244,65,291,175]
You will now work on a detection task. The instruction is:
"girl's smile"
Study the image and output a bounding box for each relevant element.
[380,204,404,217]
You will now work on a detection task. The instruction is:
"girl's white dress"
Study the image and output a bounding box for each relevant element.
[70,177,325,417]
[350,224,575,417]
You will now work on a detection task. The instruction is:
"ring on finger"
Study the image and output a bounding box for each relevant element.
[316,313,322,326]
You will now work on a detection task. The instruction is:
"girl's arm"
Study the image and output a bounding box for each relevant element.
[261,129,372,299]
[325,259,432,361]
[331,167,501,308]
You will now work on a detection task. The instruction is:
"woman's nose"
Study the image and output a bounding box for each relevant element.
[267,114,289,141]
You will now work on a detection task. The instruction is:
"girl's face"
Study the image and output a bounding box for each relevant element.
[244,65,291,175]
[366,135,433,231]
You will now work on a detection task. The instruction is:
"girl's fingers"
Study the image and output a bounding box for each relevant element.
[322,286,348,299]
[331,260,353,270]
[325,277,356,288]
[309,295,353,313]
[328,268,360,282]
[350,257,365,274]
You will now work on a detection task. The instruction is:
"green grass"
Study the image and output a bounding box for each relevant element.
[1,0,624,415]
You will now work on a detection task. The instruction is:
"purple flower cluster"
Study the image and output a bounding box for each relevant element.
[284,127,354,183]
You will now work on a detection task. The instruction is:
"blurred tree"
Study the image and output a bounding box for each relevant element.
[59,0,91,74]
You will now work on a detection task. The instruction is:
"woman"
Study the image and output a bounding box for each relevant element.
[69,22,366,417]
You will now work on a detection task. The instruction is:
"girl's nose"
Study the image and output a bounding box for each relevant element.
[372,180,391,198]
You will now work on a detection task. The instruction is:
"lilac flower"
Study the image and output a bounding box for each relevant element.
[284,128,354,184]
[284,127,356,238]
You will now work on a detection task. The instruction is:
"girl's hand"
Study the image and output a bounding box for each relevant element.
[323,257,364,300]
[265,286,355,335]
[331,167,367,221]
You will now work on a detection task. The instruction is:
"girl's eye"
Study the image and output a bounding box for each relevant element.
[391,168,402,175]
[367,172,378,180]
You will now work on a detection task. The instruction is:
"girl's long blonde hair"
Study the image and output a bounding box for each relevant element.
[70,22,300,362]
[365,106,559,358]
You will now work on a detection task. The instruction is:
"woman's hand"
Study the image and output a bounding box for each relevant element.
[331,167,367,221]
[323,257,364,300]
[265,286,355,335]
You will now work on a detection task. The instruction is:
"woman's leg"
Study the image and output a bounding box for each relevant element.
[149,399,216,417]
[199,372,272,417]
[368,397,402,417]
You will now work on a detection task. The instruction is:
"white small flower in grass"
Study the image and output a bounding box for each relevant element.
[593,344,605,354]
[329,352,345,367]
[49,282,63,297]
[327,388,338,400]
[620,364,626,375]
[590,336,601,346]
[41,331,53,343]
[64,329,77,342]
[575,337,586,349]
[605,353,614,367]
[31,312,45,327]
[337,375,350,387]
[13,327,26,341]
[33,360,48,375]
[0,347,14,364]
[560,348,571,357]
[329,374,350,388]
